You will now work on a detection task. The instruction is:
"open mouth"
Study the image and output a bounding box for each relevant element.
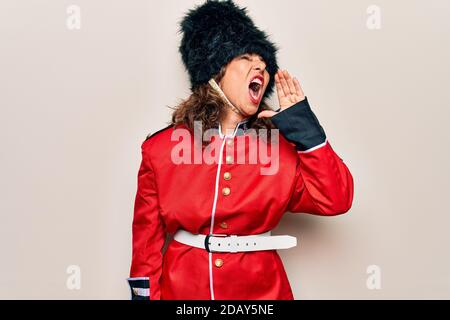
[248,75,264,104]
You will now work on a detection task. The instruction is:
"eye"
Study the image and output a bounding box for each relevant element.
[241,55,251,60]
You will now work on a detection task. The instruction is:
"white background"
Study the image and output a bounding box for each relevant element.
[1,0,449,299]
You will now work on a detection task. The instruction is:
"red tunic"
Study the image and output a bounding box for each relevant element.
[128,97,354,300]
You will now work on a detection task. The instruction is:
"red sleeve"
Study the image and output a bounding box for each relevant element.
[287,141,354,215]
[128,140,166,300]
[271,97,354,216]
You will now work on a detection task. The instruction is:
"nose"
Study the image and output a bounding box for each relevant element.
[254,62,266,72]
[253,57,266,72]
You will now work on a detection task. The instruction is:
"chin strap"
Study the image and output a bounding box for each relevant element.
[208,78,246,117]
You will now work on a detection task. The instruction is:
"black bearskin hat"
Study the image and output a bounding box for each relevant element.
[178,0,279,100]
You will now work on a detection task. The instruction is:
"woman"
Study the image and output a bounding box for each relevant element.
[127,0,354,300]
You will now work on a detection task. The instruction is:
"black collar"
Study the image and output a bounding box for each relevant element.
[217,119,250,138]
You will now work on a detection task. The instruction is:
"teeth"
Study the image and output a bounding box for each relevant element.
[251,78,263,85]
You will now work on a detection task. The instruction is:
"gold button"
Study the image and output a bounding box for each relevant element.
[226,139,233,146]
[223,172,231,180]
[222,187,231,196]
[214,258,224,268]
[220,222,228,229]
[225,155,233,164]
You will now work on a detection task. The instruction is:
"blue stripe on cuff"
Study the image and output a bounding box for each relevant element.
[127,277,150,300]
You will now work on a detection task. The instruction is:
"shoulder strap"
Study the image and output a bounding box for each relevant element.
[144,123,174,142]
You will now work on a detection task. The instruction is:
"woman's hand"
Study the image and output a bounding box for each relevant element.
[258,69,305,119]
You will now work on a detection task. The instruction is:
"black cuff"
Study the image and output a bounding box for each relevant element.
[127,277,150,300]
[271,97,326,151]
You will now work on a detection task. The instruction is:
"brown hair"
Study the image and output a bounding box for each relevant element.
[169,66,276,146]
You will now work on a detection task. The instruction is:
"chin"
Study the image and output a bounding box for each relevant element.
[239,103,259,117]
[240,95,265,115]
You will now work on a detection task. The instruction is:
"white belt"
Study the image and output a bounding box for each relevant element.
[173,229,297,253]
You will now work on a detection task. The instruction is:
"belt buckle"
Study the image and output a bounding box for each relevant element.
[204,233,228,253]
